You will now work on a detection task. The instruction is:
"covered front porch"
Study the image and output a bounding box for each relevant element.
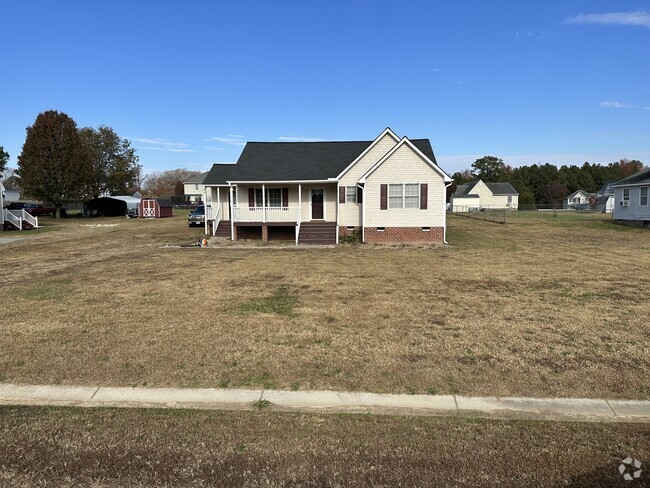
[205,182,338,244]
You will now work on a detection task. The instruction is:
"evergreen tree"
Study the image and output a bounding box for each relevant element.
[17,110,92,218]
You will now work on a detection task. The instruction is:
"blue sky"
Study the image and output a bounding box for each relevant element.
[2,1,649,175]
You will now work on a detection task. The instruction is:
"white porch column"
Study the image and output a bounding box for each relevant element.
[298,184,302,221]
[262,184,266,223]
[230,185,235,240]
[203,187,208,235]
[217,187,221,219]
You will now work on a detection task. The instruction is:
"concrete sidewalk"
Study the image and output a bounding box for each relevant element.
[0,383,648,422]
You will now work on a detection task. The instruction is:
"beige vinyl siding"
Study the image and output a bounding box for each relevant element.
[339,133,398,226]
[206,187,230,218]
[365,144,445,228]
[184,183,204,196]
[458,181,518,209]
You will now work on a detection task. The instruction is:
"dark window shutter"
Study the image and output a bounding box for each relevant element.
[248,188,255,207]
[380,184,387,210]
[282,188,289,207]
[339,186,346,204]
[357,186,363,204]
[420,184,428,210]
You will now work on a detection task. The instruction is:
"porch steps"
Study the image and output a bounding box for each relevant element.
[298,222,336,245]
[214,220,231,238]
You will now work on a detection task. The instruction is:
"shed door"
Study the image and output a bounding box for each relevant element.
[143,200,156,217]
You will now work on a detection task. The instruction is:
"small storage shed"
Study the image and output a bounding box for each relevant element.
[140,198,173,218]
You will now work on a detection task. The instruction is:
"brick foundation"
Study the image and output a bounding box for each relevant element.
[364,226,444,244]
[338,226,361,242]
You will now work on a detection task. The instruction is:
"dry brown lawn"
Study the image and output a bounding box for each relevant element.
[0,212,648,398]
[1,405,648,487]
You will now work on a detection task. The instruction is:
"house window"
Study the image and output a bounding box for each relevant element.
[195,184,199,191]
[404,184,420,208]
[641,187,648,206]
[507,195,512,205]
[623,188,630,204]
[389,184,420,209]
[255,188,282,207]
[346,186,357,204]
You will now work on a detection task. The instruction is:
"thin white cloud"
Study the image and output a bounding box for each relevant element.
[141,147,196,153]
[205,136,246,146]
[228,134,245,138]
[277,136,327,142]
[601,100,650,110]
[131,137,190,149]
[565,11,650,28]
[204,146,225,151]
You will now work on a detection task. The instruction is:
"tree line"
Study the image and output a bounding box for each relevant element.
[451,156,645,204]
[3,110,141,218]
[2,110,207,217]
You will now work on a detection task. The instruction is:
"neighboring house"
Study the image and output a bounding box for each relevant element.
[2,185,20,203]
[449,180,519,212]
[593,181,615,214]
[183,172,208,203]
[612,168,650,224]
[202,128,453,244]
[563,189,595,210]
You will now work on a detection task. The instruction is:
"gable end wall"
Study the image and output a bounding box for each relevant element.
[339,133,399,227]
[364,144,445,228]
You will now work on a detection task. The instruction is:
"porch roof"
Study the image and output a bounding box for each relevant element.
[203,163,237,186]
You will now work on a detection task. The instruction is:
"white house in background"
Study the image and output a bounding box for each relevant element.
[593,181,615,213]
[1,185,20,203]
[563,189,594,210]
[183,172,208,203]
[449,180,519,212]
[201,128,453,244]
[612,168,650,224]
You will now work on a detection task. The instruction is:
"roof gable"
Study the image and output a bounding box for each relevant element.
[336,128,399,180]
[358,137,451,183]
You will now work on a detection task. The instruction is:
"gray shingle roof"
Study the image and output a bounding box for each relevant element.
[452,180,518,196]
[484,182,518,195]
[219,139,438,182]
[203,164,237,185]
[183,172,208,184]
[613,168,650,187]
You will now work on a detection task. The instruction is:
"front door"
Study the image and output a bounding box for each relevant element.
[311,189,324,220]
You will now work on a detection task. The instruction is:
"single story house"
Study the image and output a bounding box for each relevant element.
[183,172,208,203]
[201,128,453,244]
[612,168,650,224]
[563,189,595,210]
[449,180,519,212]
[593,181,615,213]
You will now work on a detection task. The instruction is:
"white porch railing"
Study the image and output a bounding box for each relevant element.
[19,209,39,228]
[232,206,300,223]
[4,209,39,229]
[4,210,22,230]
[212,207,222,236]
